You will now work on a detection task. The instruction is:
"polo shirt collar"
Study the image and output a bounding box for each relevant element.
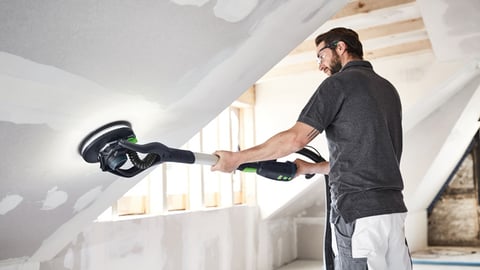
[340,60,372,72]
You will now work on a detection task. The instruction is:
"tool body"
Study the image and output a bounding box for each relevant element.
[78,121,323,180]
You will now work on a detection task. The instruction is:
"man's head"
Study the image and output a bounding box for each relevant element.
[314,27,363,76]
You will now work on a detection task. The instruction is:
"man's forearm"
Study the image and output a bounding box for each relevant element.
[212,122,318,173]
[237,129,305,163]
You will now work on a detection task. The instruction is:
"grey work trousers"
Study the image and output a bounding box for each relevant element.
[331,213,412,270]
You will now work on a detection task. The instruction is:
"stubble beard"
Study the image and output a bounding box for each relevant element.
[329,52,342,75]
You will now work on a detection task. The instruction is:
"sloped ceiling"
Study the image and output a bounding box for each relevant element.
[0,0,348,262]
[417,0,480,61]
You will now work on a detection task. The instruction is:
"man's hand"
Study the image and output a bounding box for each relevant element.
[211,150,241,173]
[211,122,319,174]
[294,159,330,177]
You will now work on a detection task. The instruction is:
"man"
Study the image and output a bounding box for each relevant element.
[212,27,411,270]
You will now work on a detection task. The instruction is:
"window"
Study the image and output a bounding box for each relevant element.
[98,88,256,220]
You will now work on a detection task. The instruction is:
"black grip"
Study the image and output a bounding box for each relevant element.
[166,148,196,164]
[256,161,297,181]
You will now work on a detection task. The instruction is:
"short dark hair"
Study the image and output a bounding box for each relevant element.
[315,27,363,59]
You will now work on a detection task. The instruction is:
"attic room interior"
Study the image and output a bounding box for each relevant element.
[1,0,480,269]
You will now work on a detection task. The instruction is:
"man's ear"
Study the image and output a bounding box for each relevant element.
[336,41,347,54]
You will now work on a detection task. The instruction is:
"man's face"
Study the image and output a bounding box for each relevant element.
[316,41,342,76]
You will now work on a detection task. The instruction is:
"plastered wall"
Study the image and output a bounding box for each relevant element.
[39,206,260,270]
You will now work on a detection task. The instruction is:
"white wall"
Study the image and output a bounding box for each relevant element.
[30,205,317,270]
[0,205,319,270]
[257,218,297,269]
[36,206,259,270]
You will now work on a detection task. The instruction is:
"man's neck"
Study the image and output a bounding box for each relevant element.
[341,55,362,68]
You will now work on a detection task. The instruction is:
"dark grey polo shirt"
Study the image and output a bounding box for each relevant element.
[298,60,407,223]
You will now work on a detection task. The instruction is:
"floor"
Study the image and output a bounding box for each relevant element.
[412,246,480,269]
[277,247,480,270]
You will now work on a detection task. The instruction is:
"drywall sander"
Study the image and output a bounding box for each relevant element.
[78,121,325,180]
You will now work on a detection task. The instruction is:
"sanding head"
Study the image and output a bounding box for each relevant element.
[78,120,136,163]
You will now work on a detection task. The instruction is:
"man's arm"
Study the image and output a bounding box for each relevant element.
[294,159,330,176]
[211,121,320,173]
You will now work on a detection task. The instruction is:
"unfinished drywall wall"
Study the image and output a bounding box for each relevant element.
[256,178,326,268]
[257,218,296,269]
[295,202,325,261]
[38,206,259,270]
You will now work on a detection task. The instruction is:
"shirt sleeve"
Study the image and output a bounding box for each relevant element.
[297,78,345,132]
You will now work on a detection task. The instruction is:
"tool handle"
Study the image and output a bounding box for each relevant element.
[238,160,297,181]
[193,153,297,181]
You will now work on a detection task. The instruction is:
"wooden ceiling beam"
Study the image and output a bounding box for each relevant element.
[364,38,432,59]
[261,39,432,81]
[332,0,416,19]
[357,17,425,40]
[259,0,432,82]
[310,2,420,40]
[288,17,425,56]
